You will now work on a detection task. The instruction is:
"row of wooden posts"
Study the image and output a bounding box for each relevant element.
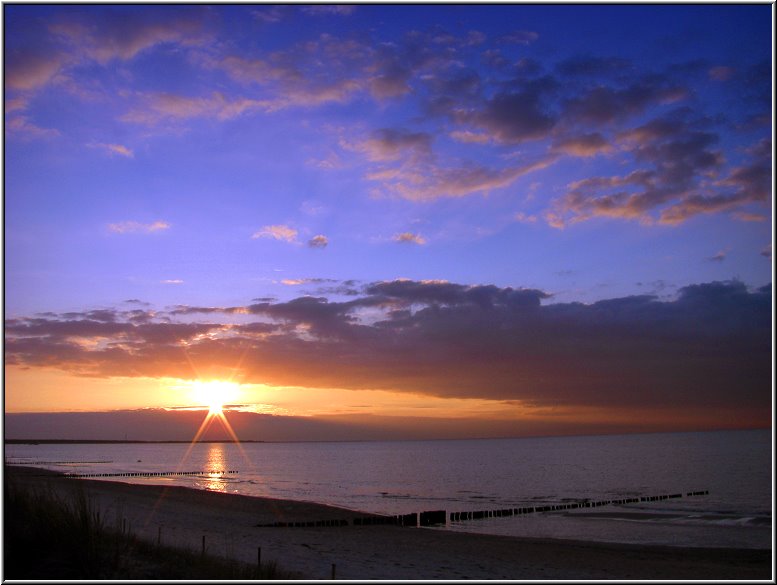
[449,490,709,522]
[65,469,239,478]
[257,490,709,529]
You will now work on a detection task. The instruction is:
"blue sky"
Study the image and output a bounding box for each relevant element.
[3,4,773,436]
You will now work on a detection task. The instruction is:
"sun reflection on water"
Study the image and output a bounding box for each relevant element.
[204,443,228,492]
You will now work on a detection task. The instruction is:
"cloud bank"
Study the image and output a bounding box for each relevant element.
[5,279,770,420]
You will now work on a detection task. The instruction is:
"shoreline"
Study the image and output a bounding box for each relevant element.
[4,465,772,580]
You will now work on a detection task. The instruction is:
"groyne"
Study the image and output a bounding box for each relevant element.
[256,490,710,528]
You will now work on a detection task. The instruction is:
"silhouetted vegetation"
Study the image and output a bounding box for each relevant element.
[3,475,296,579]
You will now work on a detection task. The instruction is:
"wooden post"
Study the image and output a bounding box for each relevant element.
[257,546,261,568]
[202,535,206,556]
[157,526,161,546]
[331,563,336,579]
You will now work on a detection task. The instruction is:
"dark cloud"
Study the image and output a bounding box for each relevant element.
[562,81,686,127]
[556,56,631,78]
[362,128,433,162]
[308,235,329,248]
[545,107,770,227]
[461,78,558,144]
[5,280,769,418]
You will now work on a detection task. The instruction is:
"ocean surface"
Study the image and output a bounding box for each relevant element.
[6,429,772,549]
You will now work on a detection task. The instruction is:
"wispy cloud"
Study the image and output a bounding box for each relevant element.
[251,224,298,243]
[708,66,735,81]
[514,212,538,224]
[499,30,539,45]
[393,232,427,245]
[551,133,613,158]
[5,115,60,139]
[731,211,768,222]
[366,152,558,202]
[49,11,211,64]
[89,142,134,158]
[707,250,726,262]
[301,5,356,16]
[108,220,170,234]
[121,92,270,126]
[162,279,184,284]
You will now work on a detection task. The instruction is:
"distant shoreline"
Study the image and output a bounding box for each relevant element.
[5,439,264,445]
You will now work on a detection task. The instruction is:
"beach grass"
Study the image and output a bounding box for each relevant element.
[3,473,295,580]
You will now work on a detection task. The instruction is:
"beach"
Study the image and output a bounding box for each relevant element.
[4,465,771,580]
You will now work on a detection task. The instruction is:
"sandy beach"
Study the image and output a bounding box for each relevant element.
[5,466,771,580]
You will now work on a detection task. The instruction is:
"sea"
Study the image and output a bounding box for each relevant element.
[5,429,772,550]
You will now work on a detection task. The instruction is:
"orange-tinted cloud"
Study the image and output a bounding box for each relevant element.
[108,220,170,234]
[547,111,770,227]
[5,280,770,422]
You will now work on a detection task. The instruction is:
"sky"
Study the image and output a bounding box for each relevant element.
[3,4,773,440]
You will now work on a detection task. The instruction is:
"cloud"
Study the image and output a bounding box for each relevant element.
[4,49,65,91]
[4,280,769,418]
[514,212,538,224]
[49,10,211,64]
[212,36,368,111]
[760,244,771,258]
[708,66,735,81]
[357,128,433,162]
[251,224,298,243]
[251,6,286,23]
[108,220,170,234]
[301,5,355,16]
[449,130,491,144]
[562,82,687,127]
[544,109,772,227]
[731,212,768,222]
[366,152,559,202]
[393,232,427,245]
[162,279,184,284]
[89,142,134,158]
[551,133,613,157]
[463,83,557,144]
[308,235,329,249]
[499,30,539,45]
[5,115,61,140]
[122,92,271,125]
[707,251,726,262]
[556,56,631,78]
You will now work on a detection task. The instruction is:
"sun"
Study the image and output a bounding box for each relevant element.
[191,380,240,414]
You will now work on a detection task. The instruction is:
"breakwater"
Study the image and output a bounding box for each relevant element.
[449,490,709,522]
[256,490,709,528]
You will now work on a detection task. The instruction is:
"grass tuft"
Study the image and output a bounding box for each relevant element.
[3,474,298,579]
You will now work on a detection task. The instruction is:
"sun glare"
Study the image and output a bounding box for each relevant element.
[191,380,240,414]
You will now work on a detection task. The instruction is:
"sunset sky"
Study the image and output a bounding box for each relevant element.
[3,4,773,440]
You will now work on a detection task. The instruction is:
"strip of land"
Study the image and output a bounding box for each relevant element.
[4,466,771,580]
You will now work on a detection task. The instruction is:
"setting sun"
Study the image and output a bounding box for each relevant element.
[190,380,240,414]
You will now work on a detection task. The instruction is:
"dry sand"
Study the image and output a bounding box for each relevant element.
[5,466,772,580]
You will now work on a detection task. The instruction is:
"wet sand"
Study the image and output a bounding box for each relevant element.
[5,466,772,580]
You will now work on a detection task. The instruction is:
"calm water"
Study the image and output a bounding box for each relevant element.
[6,429,772,549]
